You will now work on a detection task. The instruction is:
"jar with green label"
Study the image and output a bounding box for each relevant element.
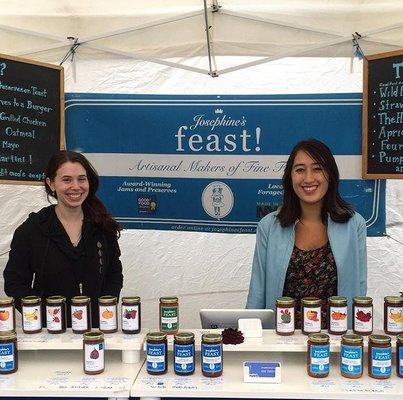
[159,297,179,334]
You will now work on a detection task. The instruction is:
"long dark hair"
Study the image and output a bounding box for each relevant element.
[44,150,121,237]
[277,139,354,227]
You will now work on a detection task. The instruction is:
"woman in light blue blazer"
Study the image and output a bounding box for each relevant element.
[246,139,367,328]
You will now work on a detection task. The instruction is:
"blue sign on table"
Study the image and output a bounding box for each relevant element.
[65,93,385,236]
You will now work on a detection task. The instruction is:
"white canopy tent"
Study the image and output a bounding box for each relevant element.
[0,1,402,329]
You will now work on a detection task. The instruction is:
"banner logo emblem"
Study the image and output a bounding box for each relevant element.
[202,181,234,219]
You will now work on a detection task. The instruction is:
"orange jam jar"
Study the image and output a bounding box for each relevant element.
[0,297,16,332]
[384,296,403,335]
[98,296,118,333]
[328,296,348,335]
[301,297,321,335]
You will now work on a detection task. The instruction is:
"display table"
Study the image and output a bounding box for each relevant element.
[132,329,403,400]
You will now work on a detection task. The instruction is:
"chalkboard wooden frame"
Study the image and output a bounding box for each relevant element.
[362,49,403,179]
[0,53,64,185]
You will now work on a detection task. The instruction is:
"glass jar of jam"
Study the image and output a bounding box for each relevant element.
[98,296,118,333]
[159,296,179,334]
[368,334,392,379]
[353,296,373,335]
[307,333,330,378]
[201,333,223,377]
[21,295,42,334]
[121,296,141,334]
[328,296,348,335]
[71,296,91,334]
[83,331,105,375]
[276,297,295,335]
[174,332,195,375]
[301,297,321,335]
[0,297,16,333]
[340,334,363,378]
[46,296,67,334]
[397,334,403,378]
[0,331,18,374]
[384,296,403,335]
[146,332,168,375]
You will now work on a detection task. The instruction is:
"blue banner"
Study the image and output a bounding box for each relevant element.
[65,93,385,236]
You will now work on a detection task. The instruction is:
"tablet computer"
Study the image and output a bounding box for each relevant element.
[199,309,274,329]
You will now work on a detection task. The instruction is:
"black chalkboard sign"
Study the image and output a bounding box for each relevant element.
[0,53,64,184]
[363,49,403,179]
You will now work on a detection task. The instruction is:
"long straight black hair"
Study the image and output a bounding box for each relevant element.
[277,139,354,227]
[44,150,121,237]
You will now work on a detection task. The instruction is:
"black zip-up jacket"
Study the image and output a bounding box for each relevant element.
[4,205,123,328]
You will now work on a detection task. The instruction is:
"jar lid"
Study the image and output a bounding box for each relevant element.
[0,297,14,305]
[301,296,321,306]
[21,295,41,304]
[353,296,373,305]
[276,296,295,306]
[147,331,167,341]
[98,295,117,304]
[342,334,363,344]
[71,296,91,304]
[83,331,104,341]
[397,334,403,344]
[328,296,347,305]
[122,296,141,304]
[46,295,66,304]
[384,296,403,304]
[369,334,391,345]
[202,333,222,343]
[159,296,178,304]
[0,331,17,341]
[174,332,195,342]
[308,333,329,344]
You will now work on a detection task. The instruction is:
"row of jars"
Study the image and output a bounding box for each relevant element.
[308,333,403,379]
[0,295,141,334]
[146,331,223,377]
[276,295,403,335]
[0,330,106,375]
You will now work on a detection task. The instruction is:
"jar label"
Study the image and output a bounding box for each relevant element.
[122,304,139,331]
[0,306,14,331]
[0,343,15,372]
[309,344,329,375]
[71,304,89,331]
[386,306,403,333]
[174,343,195,374]
[354,306,372,333]
[330,306,348,332]
[341,344,362,376]
[99,305,117,330]
[161,306,178,331]
[201,343,222,373]
[276,307,294,333]
[399,347,403,376]
[46,305,63,331]
[22,305,41,331]
[84,342,104,372]
[147,343,166,373]
[303,306,321,333]
[370,346,392,378]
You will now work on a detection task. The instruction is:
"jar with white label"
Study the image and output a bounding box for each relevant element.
[0,331,18,374]
[0,297,16,333]
[340,334,363,378]
[46,296,67,334]
[83,331,104,375]
[353,296,373,335]
[121,296,141,334]
[368,335,392,379]
[328,296,348,335]
[146,332,168,375]
[384,296,403,335]
[275,297,295,335]
[71,296,91,334]
[98,296,118,333]
[301,297,322,335]
[21,296,42,334]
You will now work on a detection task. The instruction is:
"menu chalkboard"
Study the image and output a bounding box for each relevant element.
[0,53,64,184]
[362,49,403,179]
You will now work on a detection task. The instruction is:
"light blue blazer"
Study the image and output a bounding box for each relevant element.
[246,211,367,319]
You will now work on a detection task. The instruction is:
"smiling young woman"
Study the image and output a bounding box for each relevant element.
[4,150,123,328]
[246,139,367,329]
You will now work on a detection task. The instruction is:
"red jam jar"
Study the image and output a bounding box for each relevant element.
[301,297,321,335]
[121,296,141,334]
[71,296,91,333]
[275,297,295,335]
[46,296,67,334]
[328,296,348,335]
[384,296,403,335]
[353,296,373,335]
